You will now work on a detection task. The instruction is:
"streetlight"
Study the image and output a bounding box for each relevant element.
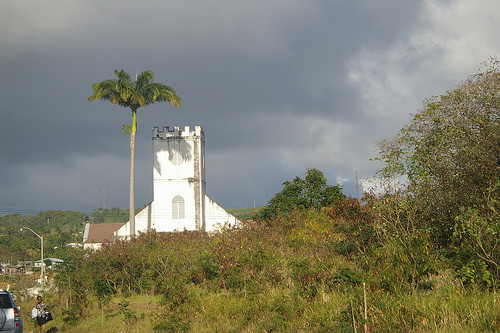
[20,227,44,284]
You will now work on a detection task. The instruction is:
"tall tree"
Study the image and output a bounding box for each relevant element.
[88,70,182,237]
[255,168,346,221]
[375,60,500,245]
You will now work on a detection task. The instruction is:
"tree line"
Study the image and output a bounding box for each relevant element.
[0,207,131,263]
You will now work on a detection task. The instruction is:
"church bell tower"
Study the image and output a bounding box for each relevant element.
[151,126,206,231]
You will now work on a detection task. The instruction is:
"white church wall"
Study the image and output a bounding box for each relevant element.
[113,204,150,239]
[133,203,152,234]
[114,220,129,239]
[204,196,240,231]
[153,178,200,232]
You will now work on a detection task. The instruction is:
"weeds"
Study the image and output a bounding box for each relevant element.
[34,193,500,332]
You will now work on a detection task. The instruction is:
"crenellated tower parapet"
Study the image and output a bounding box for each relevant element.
[153,125,204,140]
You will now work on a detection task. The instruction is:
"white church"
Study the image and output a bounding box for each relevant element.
[84,125,239,248]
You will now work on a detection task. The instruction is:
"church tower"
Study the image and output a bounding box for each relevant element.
[113,125,238,239]
[152,125,206,231]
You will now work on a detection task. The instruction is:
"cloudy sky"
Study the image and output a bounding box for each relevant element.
[1,0,499,216]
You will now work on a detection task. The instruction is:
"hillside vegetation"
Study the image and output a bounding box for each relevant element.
[227,207,260,220]
[0,207,134,263]
[10,196,500,332]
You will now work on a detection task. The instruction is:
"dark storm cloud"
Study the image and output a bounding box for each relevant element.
[1,0,500,215]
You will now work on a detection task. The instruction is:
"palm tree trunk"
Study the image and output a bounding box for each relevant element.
[129,131,136,237]
[129,111,137,238]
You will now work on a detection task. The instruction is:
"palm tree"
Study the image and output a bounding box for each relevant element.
[88,70,182,237]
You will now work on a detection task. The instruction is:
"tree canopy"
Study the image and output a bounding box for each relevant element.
[88,70,182,113]
[255,168,346,221]
[375,59,500,244]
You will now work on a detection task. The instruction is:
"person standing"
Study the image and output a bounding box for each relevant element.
[33,295,47,333]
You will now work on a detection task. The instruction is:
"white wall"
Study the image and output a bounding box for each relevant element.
[205,196,240,231]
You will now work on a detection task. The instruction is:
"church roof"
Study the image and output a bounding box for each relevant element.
[83,223,125,244]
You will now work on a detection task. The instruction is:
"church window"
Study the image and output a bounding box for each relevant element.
[172,195,185,219]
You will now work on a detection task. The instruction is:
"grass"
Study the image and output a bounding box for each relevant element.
[18,293,159,333]
[12,276,500,332]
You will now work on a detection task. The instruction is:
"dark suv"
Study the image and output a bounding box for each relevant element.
[0,290,22,333]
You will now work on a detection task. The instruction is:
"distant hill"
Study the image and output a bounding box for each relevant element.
[227,207,261,220]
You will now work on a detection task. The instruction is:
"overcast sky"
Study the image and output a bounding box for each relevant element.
[1,0,499,216]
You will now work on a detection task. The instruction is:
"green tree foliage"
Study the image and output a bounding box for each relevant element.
[0,210,86,262]
[255,168,346,220]
[375,60,500,245]
[90,207,130,224]
[88,70,182,236]
[454,181,500,287]
[0,206,154,264]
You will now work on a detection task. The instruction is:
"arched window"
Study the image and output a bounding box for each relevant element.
[172,195,185,219]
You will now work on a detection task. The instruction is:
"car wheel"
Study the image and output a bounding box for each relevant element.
[0,309,6,330]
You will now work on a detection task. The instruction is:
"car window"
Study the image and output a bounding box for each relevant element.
[0,293,14,308]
